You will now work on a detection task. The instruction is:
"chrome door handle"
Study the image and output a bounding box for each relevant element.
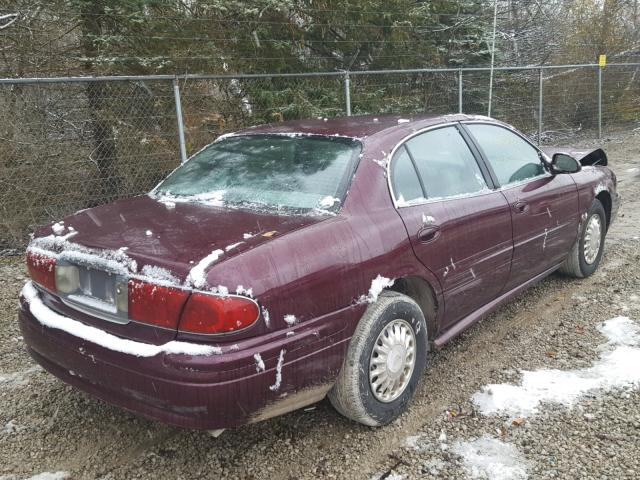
[417,225,441,243]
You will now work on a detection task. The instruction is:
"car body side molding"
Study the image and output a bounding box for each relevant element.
[433,262,563,347]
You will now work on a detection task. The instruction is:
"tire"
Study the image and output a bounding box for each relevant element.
[328,291,429,426]
[559,199,607,278]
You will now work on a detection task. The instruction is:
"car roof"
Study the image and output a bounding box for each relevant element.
[232,113,496,139]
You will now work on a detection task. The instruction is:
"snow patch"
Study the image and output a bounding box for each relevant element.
[22,282,222,357]
[0,366,41,389]
[269,349,286,391]
[397,118,410,123]
[372,157,388,169]
[284,314,297,326]
[215,285,229,296]
[186,249,224,288]
[452,435,529,480]
[254,353,265,373]
[1,419,27,435]
[28,237,137,275]
[139,265,180,285]
[422,214,435,225]
[359,275,395,303]
[21,473,70,480]
[145,230,153,237]
[51,222,65,235]
[358,275,395,303]
[152,190,226,207]
[235,285,253,297]
[243,232,255,240]
[262,306,270,328]
[225,242,244,251]
[318,196,340,208]
[472,316,640,418]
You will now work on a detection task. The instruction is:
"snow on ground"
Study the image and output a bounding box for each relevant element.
[283,314,297,326]
[0,366,41,389]
[0,473,70,480]
[1,420,27,435]
[473,316,640,418]
[452,435,529,480]
[22,282,222,357]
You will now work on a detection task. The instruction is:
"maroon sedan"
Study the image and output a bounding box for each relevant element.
[19,114,619,430]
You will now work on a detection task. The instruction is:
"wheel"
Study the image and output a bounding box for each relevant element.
[559,199,607,278]
[328,291,429,426]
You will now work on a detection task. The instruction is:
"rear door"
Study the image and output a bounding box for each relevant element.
[390,125,513,330]
[463,123,579,291]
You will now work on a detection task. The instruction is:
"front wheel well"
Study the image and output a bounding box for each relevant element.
[596,191,612,230]
[389,276,438,339]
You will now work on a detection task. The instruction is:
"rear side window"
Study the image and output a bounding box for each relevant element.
[390,146,424,204]
[405,127,487,199]
[466,124,545,186]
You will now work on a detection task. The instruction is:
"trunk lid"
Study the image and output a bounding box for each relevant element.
[36,195,326,282]
[29,195,328,343]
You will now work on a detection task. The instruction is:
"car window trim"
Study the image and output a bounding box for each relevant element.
[401,144,428,199]
[387,122,495,209]
[459,121,552,189]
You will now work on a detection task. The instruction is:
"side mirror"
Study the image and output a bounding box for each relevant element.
[551,153,581,174]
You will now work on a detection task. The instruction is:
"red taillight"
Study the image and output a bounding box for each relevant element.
[26,250,56,292]
[128,279,190,329]
[178,292,260,334]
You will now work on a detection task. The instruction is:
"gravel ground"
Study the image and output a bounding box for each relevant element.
[1,130,639,480]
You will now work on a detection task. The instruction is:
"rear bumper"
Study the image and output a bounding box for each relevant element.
[19,286,360,430]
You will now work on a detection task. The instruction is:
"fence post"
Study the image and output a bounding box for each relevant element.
[344,71,352,116]
[598,66,602,138]
[173,77,188,164]
[538,67,543,145]
[458,69,463,113]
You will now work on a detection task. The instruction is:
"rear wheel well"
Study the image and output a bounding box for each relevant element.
[596,191,612,230]
[389,277,438,340]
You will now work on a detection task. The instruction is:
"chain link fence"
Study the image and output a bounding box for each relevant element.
[1,63,639,252]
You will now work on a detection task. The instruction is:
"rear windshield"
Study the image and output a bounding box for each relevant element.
[154,134,361,214]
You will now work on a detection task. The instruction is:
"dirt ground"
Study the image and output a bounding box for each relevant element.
[1,130,639,480]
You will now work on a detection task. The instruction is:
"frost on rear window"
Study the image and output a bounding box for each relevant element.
[153,135,361,214]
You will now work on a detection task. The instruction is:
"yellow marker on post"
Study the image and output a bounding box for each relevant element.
[599,54,607,68]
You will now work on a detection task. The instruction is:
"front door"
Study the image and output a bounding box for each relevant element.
[463,123,579,291]
[389,125,513,330]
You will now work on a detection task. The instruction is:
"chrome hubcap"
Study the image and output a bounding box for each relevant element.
[369,319,416,403]
[583,214,602,265]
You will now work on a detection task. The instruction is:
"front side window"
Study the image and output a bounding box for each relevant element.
[405,126,488,199]
[466,124,545,186]
[154,135,361,213]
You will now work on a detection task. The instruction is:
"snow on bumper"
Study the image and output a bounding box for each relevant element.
[18,283,357,429]
[21,282,221,357]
